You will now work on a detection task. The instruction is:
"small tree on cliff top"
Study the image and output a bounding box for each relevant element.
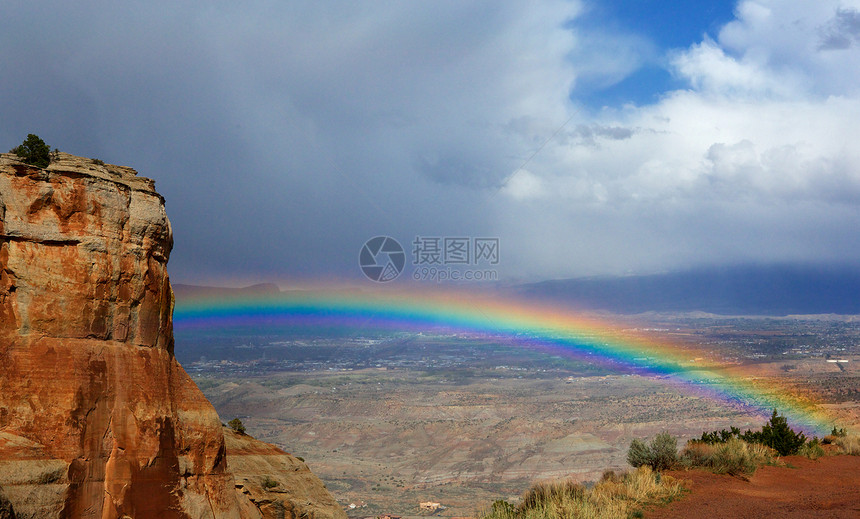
[10,134,52,169]
[228,418,246,435]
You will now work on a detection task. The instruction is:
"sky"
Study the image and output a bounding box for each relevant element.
[3,1,860,286]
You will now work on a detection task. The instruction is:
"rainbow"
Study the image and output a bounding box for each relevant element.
[173,286,839,435]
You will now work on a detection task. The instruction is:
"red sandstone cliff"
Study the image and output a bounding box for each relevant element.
[0,152,345,519]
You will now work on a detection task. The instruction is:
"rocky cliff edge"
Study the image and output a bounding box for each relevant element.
[0,152,346,519]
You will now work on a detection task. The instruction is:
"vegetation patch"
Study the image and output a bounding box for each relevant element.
[480,467,685,519]
[629,410,835,478]
[10,134,53,169]
[228,418,246,435]
[627,431,678,471]
[834,434,860,455]
[695,410,807,456]
[797,438,825,460]
[680,437,779,476]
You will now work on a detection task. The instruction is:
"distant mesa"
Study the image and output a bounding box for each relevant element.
[173,282,283,299]
[514,264,860,315]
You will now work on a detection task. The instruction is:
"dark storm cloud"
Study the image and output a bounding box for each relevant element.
[0,1,580,282]
[3,1,860,283]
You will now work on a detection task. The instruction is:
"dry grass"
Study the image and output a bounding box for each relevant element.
[680,438,779,476]
[479,466,685,519]
[835,435,860,455]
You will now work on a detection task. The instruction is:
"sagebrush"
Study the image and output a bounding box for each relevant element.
[627,431,678,471]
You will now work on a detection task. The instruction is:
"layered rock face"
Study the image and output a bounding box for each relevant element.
[224,429,344,519]
[0,153,345,519]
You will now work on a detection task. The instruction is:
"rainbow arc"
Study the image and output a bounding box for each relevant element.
[174,287,838,435]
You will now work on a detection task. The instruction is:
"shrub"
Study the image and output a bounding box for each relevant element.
[682,438,778,476]
[627,432,678,471]
[835,435,860,455]
[10,134,52,168]
[823,427,847,444]
[697,410,807,456]
[679,441,716,468]
[227,418,246,435]
[753,410,806,456]
[711,438,768,476]
[798,438,825,460]
[627,439,651,469]
[650,432,679,471]
[698,426,742,444]
[262,475,278,489]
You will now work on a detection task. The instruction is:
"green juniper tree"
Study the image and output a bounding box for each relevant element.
[10,134,52,169]
[754,409,807,456]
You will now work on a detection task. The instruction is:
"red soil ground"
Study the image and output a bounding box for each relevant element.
[646,454,860,519]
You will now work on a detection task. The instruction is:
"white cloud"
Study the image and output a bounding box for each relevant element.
[501,170,548,201]
[493,0,860,277]
[514,0,860,206]
[670,38,806,98]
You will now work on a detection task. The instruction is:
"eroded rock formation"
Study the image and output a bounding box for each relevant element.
[0,153,345,519]
[224,428,345,519]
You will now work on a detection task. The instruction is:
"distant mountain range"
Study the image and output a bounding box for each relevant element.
[172,264,860,316]
[172,282,281,299]
[512,264,860,315]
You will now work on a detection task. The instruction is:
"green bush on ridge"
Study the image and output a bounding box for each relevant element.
[10,134,53,169]
[627,410,830,478]
[483,410,850,519]
[696,410,807,456]
[227,417,246,435]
